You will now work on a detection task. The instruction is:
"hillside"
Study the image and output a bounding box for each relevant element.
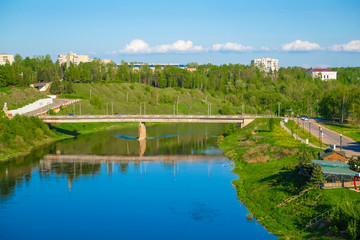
[0,87,47,110]
[56,83,239,115]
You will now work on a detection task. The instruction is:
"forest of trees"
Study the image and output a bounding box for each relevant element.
[1,54,360,121]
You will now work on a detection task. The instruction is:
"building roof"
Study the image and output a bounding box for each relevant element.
[311,160,356,176]
[307,68,336,72]
[319,148,346,159]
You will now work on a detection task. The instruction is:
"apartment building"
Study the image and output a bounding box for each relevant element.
[0,54,14,65]
[306,68,337,81]
[57,52,90,65]
[251,58,279,73]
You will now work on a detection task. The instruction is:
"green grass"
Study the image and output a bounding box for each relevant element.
[321,122,360,143]
[56,83,238,115]
[0,87,47,110]
[219,118,360,239]
[285,120,322,147]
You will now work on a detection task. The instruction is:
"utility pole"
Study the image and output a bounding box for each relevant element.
[210,103,211,115]
[112,102,113,115]
[140,103,142,115]
[126,92,129,102]
[177,96,179,115]
[90,89,92,99]
[278,102,281,117]
[340,134,343,151]
[106,103,108,115]
[144,103,146,115]
[319,125,321,148]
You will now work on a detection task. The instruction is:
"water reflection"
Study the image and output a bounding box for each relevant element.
[0,123,225,199]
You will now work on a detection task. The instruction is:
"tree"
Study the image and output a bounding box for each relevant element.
[49,73,62,94]
[311,165,323,189]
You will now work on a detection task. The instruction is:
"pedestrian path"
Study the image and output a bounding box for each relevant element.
[280,120,324,149]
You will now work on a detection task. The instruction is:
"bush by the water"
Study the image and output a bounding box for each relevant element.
[0,115,53,152]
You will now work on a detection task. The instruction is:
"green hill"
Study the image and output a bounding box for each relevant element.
[56,83,240,116]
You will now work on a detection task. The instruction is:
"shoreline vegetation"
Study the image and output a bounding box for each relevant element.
[218,118,360,239]
[0,116,137,161]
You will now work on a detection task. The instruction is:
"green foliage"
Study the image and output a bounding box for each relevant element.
[47,109,56,115]
[311,165,323,189]
[268,118,275,131]
[298,150,314,177]
[222,123,237,137]
[0,115,54,153]
[90,95,102,109]
[219,105,234,115]
[329,201,360,239]
[348,156,360,172]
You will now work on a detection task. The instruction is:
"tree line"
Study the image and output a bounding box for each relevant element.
[1,54,360,120]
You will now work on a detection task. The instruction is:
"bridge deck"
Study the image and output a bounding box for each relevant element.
[40,115,247,123]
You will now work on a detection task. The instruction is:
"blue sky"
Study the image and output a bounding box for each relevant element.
[0,0,359,67]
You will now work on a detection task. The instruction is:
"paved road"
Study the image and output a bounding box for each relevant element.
[296,118,360,157]
[25,99,79,116]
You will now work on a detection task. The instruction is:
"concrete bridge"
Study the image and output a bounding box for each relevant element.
[40,115,255,139]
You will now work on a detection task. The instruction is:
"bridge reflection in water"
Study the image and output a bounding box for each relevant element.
[39,153,226,192]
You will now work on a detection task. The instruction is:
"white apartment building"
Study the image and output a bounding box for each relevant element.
[306,68,337,81]
[0,54,14,65]
[57,52,90,65]
[251,58,279,72]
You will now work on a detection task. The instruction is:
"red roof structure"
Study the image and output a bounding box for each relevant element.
[306,68,336,72]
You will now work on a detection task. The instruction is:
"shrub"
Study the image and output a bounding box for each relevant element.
[219,105,235,115]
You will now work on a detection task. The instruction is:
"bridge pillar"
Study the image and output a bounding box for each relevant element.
[138,139,146,157]
[138,122,146,140]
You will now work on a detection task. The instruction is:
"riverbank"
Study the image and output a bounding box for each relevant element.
[0,120,137,161]
[218,118,360,239]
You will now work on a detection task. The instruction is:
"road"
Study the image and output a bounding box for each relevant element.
[296,118,360,157]
[24,98,78,116]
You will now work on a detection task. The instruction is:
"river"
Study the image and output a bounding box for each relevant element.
[0,123,276,239]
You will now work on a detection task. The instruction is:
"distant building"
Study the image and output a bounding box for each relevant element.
[306,68,337,81]
[57,52,90,66]
[0,54,14,65]
[251,58,279,72]
[121,63,188,71]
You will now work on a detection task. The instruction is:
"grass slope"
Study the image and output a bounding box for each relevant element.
[0,86,47,110]
[57,83,237,115]
[219,118,360,239]
[285,120,322,147]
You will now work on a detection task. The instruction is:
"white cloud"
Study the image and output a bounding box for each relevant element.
[330,40,360,52]
[112,39,204,54]
[282,40,321,51]
[211,42,254,52]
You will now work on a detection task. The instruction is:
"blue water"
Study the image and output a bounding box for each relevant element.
[0,123,276,239]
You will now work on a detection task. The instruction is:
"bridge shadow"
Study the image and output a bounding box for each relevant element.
[47,124,80,137]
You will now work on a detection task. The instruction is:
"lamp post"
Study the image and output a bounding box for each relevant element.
[319,125,321,147]
[340,134,343,151]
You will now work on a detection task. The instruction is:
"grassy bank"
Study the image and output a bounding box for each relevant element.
[284,120,322,147]
[0,86,47,110]
[56,83,238,115]
[0,115,136,161]
[219,118,360,239]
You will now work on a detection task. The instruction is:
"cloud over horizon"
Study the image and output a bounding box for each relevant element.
[111,39,204,54]
[282,40,321,51]
[108,39,360,55]
[211,42,254,52]
[330,40,360,52]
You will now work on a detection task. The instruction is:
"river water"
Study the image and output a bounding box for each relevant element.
[0,123,276,240]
